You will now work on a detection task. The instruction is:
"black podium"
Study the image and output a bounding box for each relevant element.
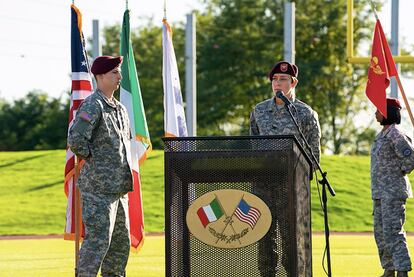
[164,135,312,277]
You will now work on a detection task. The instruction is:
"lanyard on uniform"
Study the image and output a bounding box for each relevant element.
[115,107,124,132]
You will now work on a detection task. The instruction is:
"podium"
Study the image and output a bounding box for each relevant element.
[164,135,312,277]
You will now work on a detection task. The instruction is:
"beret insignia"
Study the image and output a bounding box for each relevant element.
[268,61,298,80]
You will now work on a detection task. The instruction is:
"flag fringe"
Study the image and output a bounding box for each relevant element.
[70,4,83,34]
[164,132,177,138]
[162,18,173,36]
[64,233,84,242]
[136,135,151,146]
[138,147,151,166]
[130,234,145,252]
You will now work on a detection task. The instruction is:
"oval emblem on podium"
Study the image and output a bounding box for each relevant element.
[186,189,272,249]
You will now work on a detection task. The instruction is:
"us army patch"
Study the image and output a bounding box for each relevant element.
[79,111,92,122]
[403,148,412,157]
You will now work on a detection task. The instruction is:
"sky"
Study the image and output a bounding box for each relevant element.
[0,0,204,101]
[0,0,413,103]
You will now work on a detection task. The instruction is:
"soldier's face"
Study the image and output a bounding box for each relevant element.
[271,73,298,98]
[100,67,122,91]
[375,110,384,123]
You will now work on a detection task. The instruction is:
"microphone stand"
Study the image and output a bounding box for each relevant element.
[280,97,335,277]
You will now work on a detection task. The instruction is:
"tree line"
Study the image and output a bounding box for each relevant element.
[0,91,69,151]
[1,0,399,154]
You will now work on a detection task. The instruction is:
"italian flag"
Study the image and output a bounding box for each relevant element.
[197,198,224,228]
[120,9,151,251]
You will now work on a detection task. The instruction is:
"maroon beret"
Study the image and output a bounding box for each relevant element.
[269,61,298,81]
[91,55,123,75]
[387,98,402,109]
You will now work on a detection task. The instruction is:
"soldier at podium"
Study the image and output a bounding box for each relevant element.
[250,61,321,165]
[249,61,321,275]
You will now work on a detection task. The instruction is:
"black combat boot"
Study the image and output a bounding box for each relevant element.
[396,271,408,277]
[380,269,395,277]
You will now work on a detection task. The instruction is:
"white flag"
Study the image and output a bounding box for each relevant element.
[162,19,188,137]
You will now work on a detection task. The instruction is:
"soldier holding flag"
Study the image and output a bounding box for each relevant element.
[371,98,414,277]
[363,15,414,277]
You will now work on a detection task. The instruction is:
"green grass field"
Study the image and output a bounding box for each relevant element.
[1,234,412,276]
[2,149,414,235]
[0,150,164,235]
[2,150,414,276]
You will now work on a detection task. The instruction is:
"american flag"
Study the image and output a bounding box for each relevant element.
[64,4,93,240]
[234,199,261,229]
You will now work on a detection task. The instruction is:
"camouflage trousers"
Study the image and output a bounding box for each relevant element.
[78,191,131,277]
[373,198,412,271]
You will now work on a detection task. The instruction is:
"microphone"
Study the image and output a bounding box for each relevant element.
[276,90,292,106]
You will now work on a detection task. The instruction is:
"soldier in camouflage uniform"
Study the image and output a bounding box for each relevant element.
[250,61,321,276]
[250,61,320,164]
[371,98,414,277]
[68,56,133,277]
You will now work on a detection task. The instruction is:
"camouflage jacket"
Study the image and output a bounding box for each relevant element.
[68,90,133,194]
[250,97,321,164]
[371,124,414,199]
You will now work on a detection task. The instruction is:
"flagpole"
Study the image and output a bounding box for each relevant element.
[72,3,80,274]
[369,0,379,20]
[74,156,81,276]
[395,75,414,126]
[163,0,167,20]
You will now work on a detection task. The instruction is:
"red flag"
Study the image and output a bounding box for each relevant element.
[365,19,398,118]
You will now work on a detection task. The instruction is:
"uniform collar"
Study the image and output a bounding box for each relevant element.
[379,124,395,138]
[267,95,296,111]
[96,89,119,108]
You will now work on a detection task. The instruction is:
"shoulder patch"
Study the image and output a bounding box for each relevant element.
[403,148,412,157]
[79,111,92,122]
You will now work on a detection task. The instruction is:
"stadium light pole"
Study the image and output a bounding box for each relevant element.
[185,12,197,136]
[284,1,295,63]
[390,0,400,98]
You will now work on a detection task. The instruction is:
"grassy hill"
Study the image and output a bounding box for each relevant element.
[1,150,414,235]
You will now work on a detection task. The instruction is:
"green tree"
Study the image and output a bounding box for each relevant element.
[0,91,68,150]
[295,0,377,154]
[98,20,186,148]
[98,0,382,153]
[196,0,379,154]
[196,0,284,135]
[354,126,377,155]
